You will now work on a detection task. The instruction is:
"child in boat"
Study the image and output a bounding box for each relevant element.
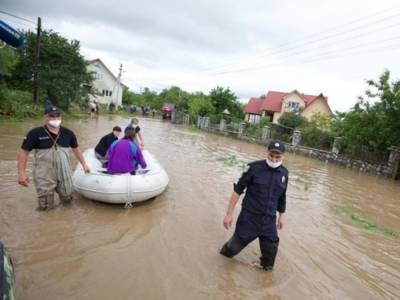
[107,128,147,175]
[125,118,144,149]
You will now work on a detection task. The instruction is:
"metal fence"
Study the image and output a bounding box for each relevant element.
[168,114,400,180]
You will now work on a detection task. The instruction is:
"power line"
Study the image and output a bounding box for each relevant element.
[209,25,400,76]
[0,10,36,25]
[211,37,400,76]
[268,4,400,49]
[0,15,36,30]
[198,6,400,73]
[300,42,400,65]
[204,16,400,74]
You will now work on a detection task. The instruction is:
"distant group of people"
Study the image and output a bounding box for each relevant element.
[94,117,146,174]
[139,106,157,117]
[17,104,288,272]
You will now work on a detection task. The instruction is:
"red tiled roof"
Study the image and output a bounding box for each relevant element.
[86,58,100,65]
[302,94,321,106]
[244,97,263,114]
[245,90,328,114]
[260,91,287,112]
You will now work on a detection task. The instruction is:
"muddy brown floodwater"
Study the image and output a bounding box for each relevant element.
[0,115,399,299]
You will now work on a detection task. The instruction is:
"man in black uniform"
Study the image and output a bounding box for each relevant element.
[94,126,122,163]
[220,140,289,270]
[17,105,90,210]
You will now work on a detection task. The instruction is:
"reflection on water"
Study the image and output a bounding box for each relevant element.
[0,115,399,299]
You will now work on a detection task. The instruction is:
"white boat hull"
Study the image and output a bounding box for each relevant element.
[72,149,169,204]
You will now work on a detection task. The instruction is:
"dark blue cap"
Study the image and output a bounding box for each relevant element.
[267,140,285,154]
[44,105,63,115]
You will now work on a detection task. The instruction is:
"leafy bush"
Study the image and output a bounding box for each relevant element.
[0,85,43,118]
[278,112,306,128]
[259,116,270,127]
[300,125,334,150]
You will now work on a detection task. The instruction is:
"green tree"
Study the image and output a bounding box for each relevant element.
[209,86,244,119]
[332,70,400,153]
[278,112,307,128]
[300,114,334,150]
[188,93,214,118]
[141,87,158,108]
[0,46,42,117]
[0,46,19,78]
[122,89,140,105]
[8,30,94,110]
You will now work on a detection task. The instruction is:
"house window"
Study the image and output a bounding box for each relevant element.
[248,114,260,124]
[109,91,112,96]
[286,101,300,112]
[102,90,105,96]
[105,90,109,96]
[94,73,103,80]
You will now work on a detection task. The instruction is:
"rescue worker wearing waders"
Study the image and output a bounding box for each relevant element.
[220,140,288,270]
[17,105,90,210]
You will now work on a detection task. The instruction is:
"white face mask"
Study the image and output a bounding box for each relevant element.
[48,119,62,128]
[266,159,282,169]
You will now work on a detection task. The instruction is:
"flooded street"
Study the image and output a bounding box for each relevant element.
[1,115,399,299]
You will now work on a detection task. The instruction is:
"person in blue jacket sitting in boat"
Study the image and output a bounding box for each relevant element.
[107,127,147,175]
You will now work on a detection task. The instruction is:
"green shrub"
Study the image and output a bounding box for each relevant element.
[0,86,43,118]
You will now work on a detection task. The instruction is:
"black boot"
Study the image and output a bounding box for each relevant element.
[259,240,279,270]
[220,234,246,258]
[220,243,236,258]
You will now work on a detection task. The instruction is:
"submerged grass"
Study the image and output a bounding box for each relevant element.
[220,155,250,171]
[331,205,400,239]
[289,170,312,191]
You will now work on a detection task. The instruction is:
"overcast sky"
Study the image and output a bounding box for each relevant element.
[3,0,400,111]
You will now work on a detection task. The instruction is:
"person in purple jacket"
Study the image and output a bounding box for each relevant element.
[107,127,147,175]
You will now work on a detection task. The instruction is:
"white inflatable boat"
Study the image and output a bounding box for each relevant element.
[72,149,169,204]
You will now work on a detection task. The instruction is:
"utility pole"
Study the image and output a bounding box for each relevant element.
[115,64,123,107]
[33,17,41,103]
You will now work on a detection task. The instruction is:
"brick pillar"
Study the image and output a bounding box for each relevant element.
[292,130,302,147]
[387,146,400,180]
[261,126,271,142]
[332,137,342,154]
[238,123,245,138]
[184,115,190,125]
[204,117,210,129]
[219,119,226,132]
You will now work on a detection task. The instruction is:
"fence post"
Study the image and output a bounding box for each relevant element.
[171,111,176,123]
[238,123,245,138]
[204,117,210,129]
[292,130,302,147]
[184,114,190,125]
[261,126,271,142]
[332,137,342,154]
[197,116,202,128]
[219,119,226,132]
[387,146,400,180]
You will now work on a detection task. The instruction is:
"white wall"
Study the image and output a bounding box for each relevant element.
[87,62,123,107]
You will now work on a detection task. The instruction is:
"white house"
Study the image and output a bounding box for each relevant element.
[86,58,127,107]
